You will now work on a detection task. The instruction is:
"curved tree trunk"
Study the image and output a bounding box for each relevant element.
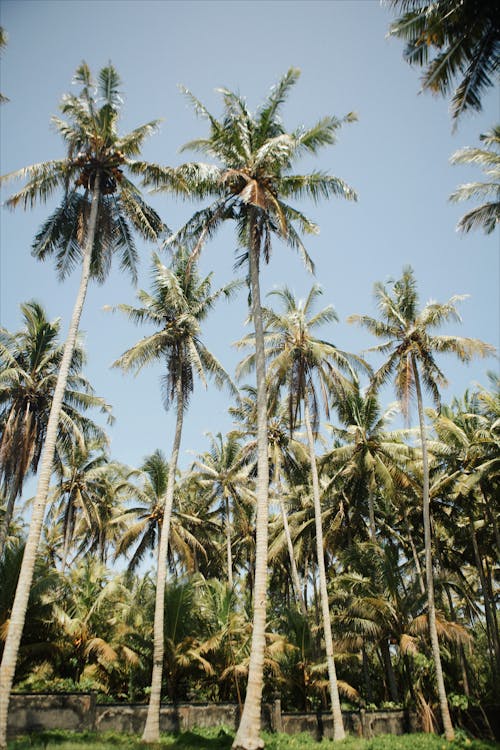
[412,359,455,742]
[232,222,269,750]
[304,399,345,741]
[0,180,101,750]
[142,377,184,743]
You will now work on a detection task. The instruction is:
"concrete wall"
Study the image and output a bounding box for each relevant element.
[7,693,419,740]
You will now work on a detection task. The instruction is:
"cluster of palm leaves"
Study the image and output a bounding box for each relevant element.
[0,41,497,750]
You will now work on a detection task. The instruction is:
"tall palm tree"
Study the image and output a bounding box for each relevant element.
[193,432,254,589]
[449,124,500,234]
[112,249,236,742]
[238,284,365,740]
[148,69,356,750]
[388,0,500,126]
[0,301,111,555]
[0,63,164,747]
[348,266,494,740]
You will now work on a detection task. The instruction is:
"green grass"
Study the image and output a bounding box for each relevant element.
[7,728,500,750]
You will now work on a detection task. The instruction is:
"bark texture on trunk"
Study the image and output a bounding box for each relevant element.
[232,229,268,750]
[142,378,184,743]
[304,399,345,741]
[413,359,455,742]
[226,495,234,590]
[0,182,101,750]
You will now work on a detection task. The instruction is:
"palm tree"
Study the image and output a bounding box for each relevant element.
[193,432,254,589]
[0,301,111,556]
[0,63,164,747]
[112,249,236,742]
[148,69,356,750]
[115,450,206,576]
[348,266,494,740]
[388,0,500,126]
[238,284,365,740]
[325,380,410,544]
[449,125,500,234]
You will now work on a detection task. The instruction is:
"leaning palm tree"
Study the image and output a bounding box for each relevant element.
[237,284,365,740]
[147,68,356,750]
[0,301,111,556]
[348,266,495,740]
[111,249,236,742]
[388,0,500,126]
[0,63,164,747]
[449,125,500,234]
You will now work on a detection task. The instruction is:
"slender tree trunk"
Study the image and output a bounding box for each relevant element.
[278,493,307,618]
[232,221,269,750]
[304,399,345,741]
[368,489,376,543]
[226,495,234,590]
[412,359,454,741]
[273,455,307,617]
[142,379,184,743]
[380,637,399,703]
[402,502,426,595]
[0,180,101,750]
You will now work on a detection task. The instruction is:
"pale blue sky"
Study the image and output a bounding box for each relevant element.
[1,0,498,481]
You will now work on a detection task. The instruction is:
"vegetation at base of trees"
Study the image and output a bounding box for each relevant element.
[5,729,500,750]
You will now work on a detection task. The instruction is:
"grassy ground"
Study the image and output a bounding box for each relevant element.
[7,728,500,750]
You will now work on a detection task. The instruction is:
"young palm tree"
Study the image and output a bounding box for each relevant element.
[0,63,164,747]
[193,432,254,589]
[348,266,494,740]
[237,284,365,740]
[449,125,500,234]
[111,249,236,742]
[388,0,500,126]
[115,450,206,576]
[0,301,111,555]
[148,69,356,750]
[326,380,410,543]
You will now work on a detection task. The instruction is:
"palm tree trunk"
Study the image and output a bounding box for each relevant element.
[225,495,234,590]
[142,378,184,743]
[278,492,307,618]
[232,219,269,750]
[402,502,426,595]
[0,179,101,750]
[412,359,454,741]
[380,637,399,703]
[304,399,345,741]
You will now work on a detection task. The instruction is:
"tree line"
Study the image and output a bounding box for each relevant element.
[0,2,498,748]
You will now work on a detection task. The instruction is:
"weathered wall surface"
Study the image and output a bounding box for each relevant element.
[5,693,424,740]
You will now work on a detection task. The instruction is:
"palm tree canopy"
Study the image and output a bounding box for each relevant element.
[111,249,238,411]
[449,124,500,234]
[145,68,357,274]
[388,0,500,125]
[0,301,111,501]
[348,266,495,414]
[1,62,166,282]
[237,284,367,435]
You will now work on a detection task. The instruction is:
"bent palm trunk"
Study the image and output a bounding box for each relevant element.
[413,360,454,742]
[142,378,184,743]
[0,181,101,750]
[304,399,345,741]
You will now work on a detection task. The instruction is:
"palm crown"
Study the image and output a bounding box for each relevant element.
[149,67,356,271]
[2,62,165,282]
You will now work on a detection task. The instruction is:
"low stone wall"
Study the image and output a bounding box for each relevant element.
[7,693,419,740]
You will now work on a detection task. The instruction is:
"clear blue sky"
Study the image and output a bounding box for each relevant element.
[1,0,498,482]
